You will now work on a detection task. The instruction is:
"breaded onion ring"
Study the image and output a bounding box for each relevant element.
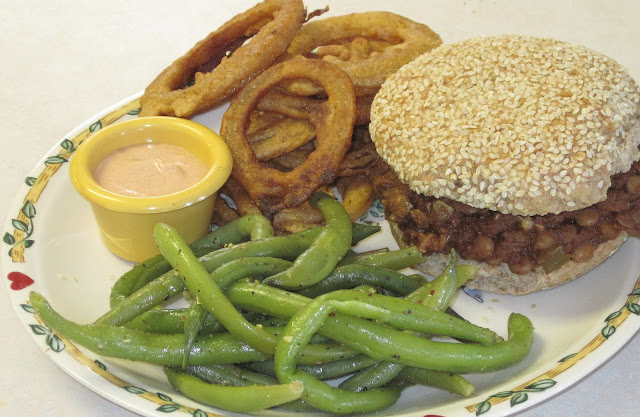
[280,11,442,96]
[257,89,372,125]
[139,0,306,118]
[247,117,316,161]
[339,174,376,222]
[221,59,356,215]
[257,89,323,120]
[219,177,262,216]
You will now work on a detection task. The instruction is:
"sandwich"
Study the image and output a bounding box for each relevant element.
[369,34,640,295]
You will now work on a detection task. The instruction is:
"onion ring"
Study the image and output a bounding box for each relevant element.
[212,194,240,225]
[246,111,286,134]
[248,117,316,161]
[339,142,378,177]
[354,94,375,125]
[280,11,442,96]
[256,89,323,120]
[339,174,376,221]
[267,141,315,171]
[139,0,306,118]
[219,177,261,216]
[257,89,372,125]
[221,58,356,214]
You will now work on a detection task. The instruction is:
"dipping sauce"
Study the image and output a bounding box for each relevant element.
[95,142,208,197]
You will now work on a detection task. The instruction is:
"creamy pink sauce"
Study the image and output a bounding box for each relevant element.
[94,143,208,197]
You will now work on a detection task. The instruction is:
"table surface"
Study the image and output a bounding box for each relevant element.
[1,1,639,416]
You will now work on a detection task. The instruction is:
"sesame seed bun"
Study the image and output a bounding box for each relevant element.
[389,221,628,296]
[370,35,640,217]
[370,34,640,294]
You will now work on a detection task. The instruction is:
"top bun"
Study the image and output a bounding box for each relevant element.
[370,35,640,217]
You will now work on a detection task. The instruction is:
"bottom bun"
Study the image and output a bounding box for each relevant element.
[389,222,628,295]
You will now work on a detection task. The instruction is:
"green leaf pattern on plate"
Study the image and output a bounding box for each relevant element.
[20,303,36,314]
[6,131,91,257]
[601,289,640,339]
[124,386,147,395]
[358,199,384,223]
[29,322,65,353]
[475,379,557,415]
[157,403,181,413]
[44,138,79,166]
[6,200,36,257]
[89,120,102,132]
[94,359,107,371]
[122,384,210,416]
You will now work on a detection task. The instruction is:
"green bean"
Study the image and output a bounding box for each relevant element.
[321,290,500,344]
[109,253,185,310]
[341,253,469,392]
[188,363,276,386]
[154,224,361,363]
[140,222,374,357]
[338,290,501,344]
[124,310,288,335]
[182,302,207,368]
[327,311,533,373]
[405,260,475,307]
[30,291,358,366]
[421,250,460,310]
[122,308,222,334]
[259,325,332,345]
[213,257,291,291]
[349,223,382,244]
[391,366,475,397]
[352,284,378,293]
[298,264,426,298]
[240,359,279,377]
[108,222,380,327]
[96,256,292,327]
[303,354,378,380]
[31,291,268,364]
[229,283,500,345]
[275,297,400,413]
[457,265,476,284]
[186,364,316,412]
[263,193,353,289]
[97,272,185,326]
[339,361,404,392]
[337,246,424,270]
[243,354,380,381]
[110,221,380,310]
[104,232,326,326]
[249,315,291,329]
[193,213,274,249]
[196,222,378,273]
[109,214,274,308]
[164,367,303,412]
[190,365,311,414]
[225,281,533,372]
[154,223,296,357]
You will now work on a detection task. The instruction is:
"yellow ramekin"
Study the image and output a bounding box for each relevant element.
[69,116,232,263]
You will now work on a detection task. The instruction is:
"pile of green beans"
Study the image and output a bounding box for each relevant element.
[29,192,534,414]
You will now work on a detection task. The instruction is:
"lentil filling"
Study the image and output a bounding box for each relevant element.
[372,156,640,276]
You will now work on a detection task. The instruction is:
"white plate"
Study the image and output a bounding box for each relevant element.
[3,1,640,416]
[4,92,640,417]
